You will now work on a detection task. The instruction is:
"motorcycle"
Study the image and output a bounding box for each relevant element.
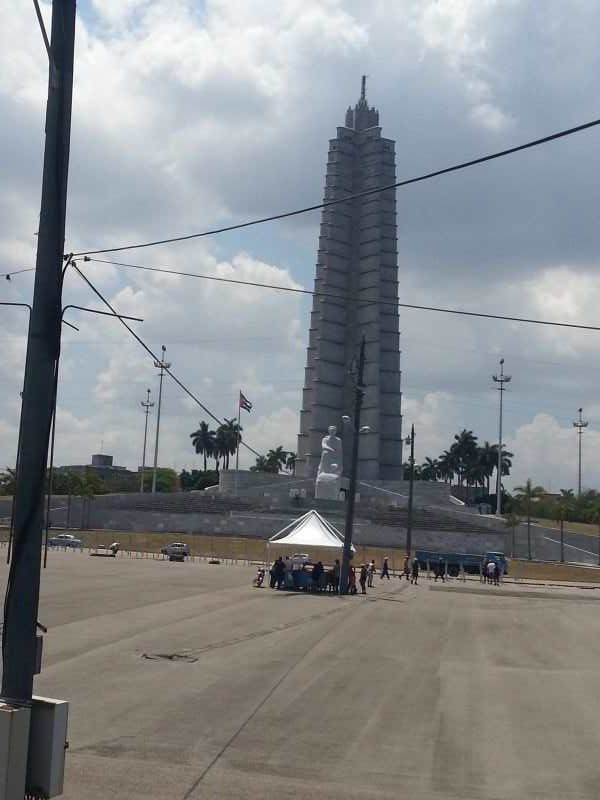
[253,566,266,587]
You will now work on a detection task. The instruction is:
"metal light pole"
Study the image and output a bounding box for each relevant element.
[151,345,171,494]
[140,388,154,493]
[572,407,588,498]
[405,425,415,558]
[493,358,511,516]
[339,336,366,595]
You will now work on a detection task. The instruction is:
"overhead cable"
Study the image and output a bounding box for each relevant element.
[71,116,600,257]
[71,262,263,458]
[87,256,600,333]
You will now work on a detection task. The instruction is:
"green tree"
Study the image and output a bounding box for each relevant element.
[437,450,456,484]
[189,421,215,472]
[214,419,242,470]
[266,446,287,473]
[179,469,218,491]
[250,455,275,473]
[478,442,497,495]
[0,467,17,495]
[450,429,478,488]
[514,479,546,560]
[420,457,440,482]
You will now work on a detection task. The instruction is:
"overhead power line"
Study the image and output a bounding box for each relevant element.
[71,262,263,459]
[71,116,600,258]
[1,268,35,281]
[87,256,600,333]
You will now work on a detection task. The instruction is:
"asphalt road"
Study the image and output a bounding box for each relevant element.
[2,553,600,799]
[509,520,600,564]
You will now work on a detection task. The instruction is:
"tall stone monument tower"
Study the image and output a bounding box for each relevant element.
[297,78,403,481]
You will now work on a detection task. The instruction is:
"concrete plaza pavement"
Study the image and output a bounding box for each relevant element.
[2,553,600,799]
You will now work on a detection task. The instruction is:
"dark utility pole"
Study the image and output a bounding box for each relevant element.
[572,407,588,498]
[405,425,415,558]
[493,358,511,516]
[2,0,76,703]
[339,336,366,595]
[140,388,154,493]
[152,345,171,494]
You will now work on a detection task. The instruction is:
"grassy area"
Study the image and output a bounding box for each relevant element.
[532,518,600,538]
[0,527,410,571]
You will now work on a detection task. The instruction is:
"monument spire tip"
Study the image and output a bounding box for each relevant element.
[361,74,366,101]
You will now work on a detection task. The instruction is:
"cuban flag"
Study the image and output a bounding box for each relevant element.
[239,391,253,413]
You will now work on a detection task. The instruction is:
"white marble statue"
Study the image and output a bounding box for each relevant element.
[315,425,343,500]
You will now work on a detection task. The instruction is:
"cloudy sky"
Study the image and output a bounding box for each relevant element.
[2,0,600,491]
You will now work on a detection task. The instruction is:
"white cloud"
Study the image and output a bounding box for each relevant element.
[3,0,600,493]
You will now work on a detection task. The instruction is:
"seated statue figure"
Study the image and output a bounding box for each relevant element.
[315,425,343,500]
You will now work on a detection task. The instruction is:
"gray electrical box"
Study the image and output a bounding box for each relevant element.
[26,696,69,799]
[0,702,30,799]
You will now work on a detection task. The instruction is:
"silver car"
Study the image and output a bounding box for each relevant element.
[160,541,190,559]
[48,532,82,548]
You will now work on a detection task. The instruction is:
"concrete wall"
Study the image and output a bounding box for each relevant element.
[46,503,507,555]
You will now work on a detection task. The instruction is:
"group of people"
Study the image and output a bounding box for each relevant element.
[482,558,501,585]
[268,556,409,594]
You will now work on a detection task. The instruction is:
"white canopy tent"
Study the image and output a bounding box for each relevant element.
[268,509,355,552]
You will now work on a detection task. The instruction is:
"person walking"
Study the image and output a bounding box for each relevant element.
[348,564,357,594]
[312,560,323,592]
[367,559,376,587]
[434,557,445,582]
[359,563,368,594]
[411,555,420,585]
[269,558,278,589]
[486,560,496,585]
[380,557,390,580]
[492,560,500,586]
[333,558,340,593]
[403,556,411,581]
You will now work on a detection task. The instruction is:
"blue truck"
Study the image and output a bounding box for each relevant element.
[415,549,508,577]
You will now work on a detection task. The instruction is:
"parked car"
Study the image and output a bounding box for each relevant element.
[48,533,82,549]
[160,542,190,560]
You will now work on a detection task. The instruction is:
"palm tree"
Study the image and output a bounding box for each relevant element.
[438,450,456,485]
[286,452,297,475]
[221,418,243,470]
[266,446,287,474]
[450,429,478,488]
[503,511,521,558]
[513,479,545,560]
[421,457,440,482]
[189,421,215,471]
[478,442,496,495]
[250,455,276,473]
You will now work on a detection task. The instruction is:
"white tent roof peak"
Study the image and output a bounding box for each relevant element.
[269,509,355,550]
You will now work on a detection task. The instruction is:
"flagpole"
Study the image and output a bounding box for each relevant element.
[235,390,241,496]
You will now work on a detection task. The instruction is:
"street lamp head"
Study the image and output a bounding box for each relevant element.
[341,415,351,423]
[500,358,504,365]
[359,426,371,434]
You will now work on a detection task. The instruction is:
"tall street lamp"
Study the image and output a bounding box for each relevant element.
[140,388,154,493]
[572,407,588,498]
[493,358,511,516]
[405,424,415,558]
[152,345,171,494]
